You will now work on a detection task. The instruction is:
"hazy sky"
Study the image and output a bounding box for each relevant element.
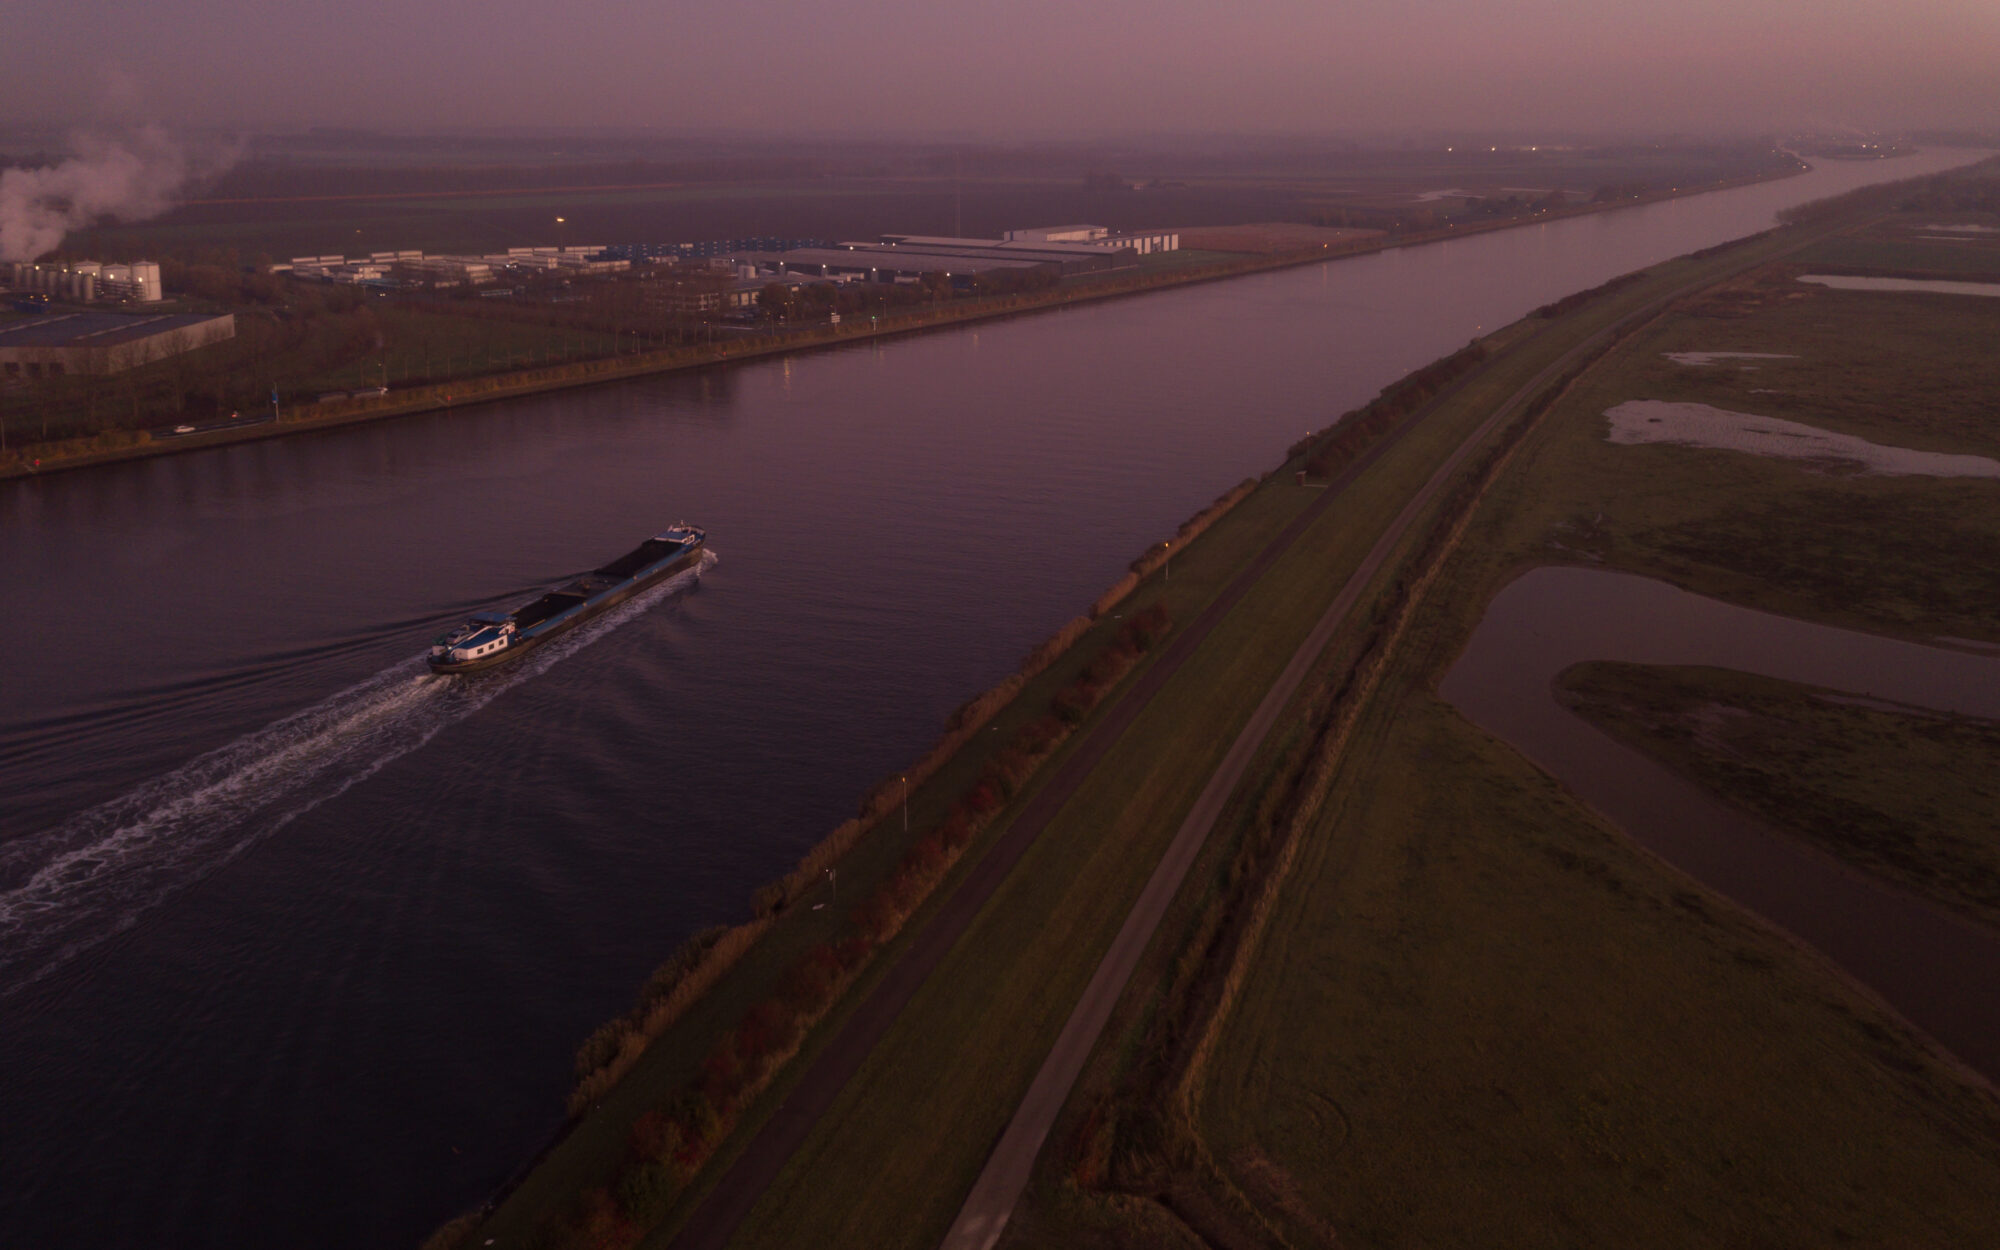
[4,0,1997,137]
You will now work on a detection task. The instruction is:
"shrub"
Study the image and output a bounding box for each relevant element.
[852,892,901,944]
[573,1018,638,1083]
[737,999,802,1067]
[779,944,843,1014]
[937,809,975,850]
[907,832,948,877]
[569,1187,637,1250]
[989,747,1037,794]
[666,1091,722,1165]
[885,863,927,913]
[833,935,874,970]
[1051,686,1091,725]
[637,927,726,1007]
[1015,714,1064,756]
[1116,604,1171,652]
[699,1038,747,1107]
[629,1110,683,1165]
[614,1160,679,1225]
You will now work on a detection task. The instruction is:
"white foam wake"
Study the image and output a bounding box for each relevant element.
[0,550,716,998]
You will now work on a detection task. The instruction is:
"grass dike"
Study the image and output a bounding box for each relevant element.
[443,473,1278,1249]
[1101,189,2000,1246]
[697,225,1853,1249]
[437,186,1968,1248]
[443,259,1558,1249]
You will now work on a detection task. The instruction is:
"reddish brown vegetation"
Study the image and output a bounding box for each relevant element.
[530,602,1174,1250]
[1534,271,1644,319]
[1299,342,1489,479]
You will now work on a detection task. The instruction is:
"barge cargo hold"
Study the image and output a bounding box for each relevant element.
[427,523,705,673]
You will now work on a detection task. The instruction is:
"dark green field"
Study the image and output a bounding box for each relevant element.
[1179,207,2000,1247]
[1485,260,2000,640]
[1561,662,2000,931]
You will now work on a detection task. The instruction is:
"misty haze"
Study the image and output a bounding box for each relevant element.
[3,5,1999,1250]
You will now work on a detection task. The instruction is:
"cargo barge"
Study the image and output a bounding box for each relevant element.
[428,524,705,673]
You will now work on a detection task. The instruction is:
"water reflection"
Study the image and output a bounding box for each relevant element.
[0,148,1986,1249]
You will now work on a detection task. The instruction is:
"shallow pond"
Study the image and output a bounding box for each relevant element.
[1603,400,2000,477]
[1799,274,2000,297]
[1442,566,2000,1081]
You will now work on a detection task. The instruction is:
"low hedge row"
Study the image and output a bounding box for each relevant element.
[527,604,1172,1250]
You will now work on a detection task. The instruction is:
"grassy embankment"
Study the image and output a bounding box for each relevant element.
[455,212,1662,1250]
[453,468,1319,1250]
[1560,663,2000,933]
[631,226,1859,1250]
[1787,208,2000,280]
[1133,194,2000,1246]
[448,181,1955,1249]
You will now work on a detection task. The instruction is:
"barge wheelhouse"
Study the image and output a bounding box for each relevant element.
[428,524,705,674]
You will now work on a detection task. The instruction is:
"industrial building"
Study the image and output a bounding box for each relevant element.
[263,224,1175,297]
[0,312,235,379]
[762,234,1137,285]
[4,259,165,303]
[278,246,629,286]
[602,239,833,263]
[491,248,630,274]
[1003,224,1180,254]
[1006,224,1112,243]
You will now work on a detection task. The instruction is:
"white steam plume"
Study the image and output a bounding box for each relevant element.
[0,126,235,263]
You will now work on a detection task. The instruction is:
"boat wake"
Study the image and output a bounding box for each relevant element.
[0,550,716,1001]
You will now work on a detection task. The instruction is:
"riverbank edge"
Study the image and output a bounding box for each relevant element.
[438,475,1278,1248]
[456,212,1851,1250]
[0,163,1808,482]
[440,278,1573,1250]
[1004,271,1689,1249]
[1156,219,2000,1241]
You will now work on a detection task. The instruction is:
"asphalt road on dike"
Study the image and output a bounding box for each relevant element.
[670,235,1814,1250]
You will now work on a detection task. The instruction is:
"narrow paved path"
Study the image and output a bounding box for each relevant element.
[937,227,1847,1246]
[667,338,1468,1250]
[936,310,1612,1250]
[668,235,1809,1250]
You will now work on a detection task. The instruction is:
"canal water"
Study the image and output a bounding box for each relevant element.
[1441,567,2000,1082]
[0,149,1982,1247]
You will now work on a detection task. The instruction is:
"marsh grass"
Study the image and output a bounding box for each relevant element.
[1560,662,2000,932]
[1489,255,2000,642]
[1173,217,2000,1248]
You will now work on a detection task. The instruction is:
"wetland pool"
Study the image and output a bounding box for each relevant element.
[1442,565,2000,1082]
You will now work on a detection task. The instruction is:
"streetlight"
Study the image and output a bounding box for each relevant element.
[901,775,909,833]
[1164,540,1171,581]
